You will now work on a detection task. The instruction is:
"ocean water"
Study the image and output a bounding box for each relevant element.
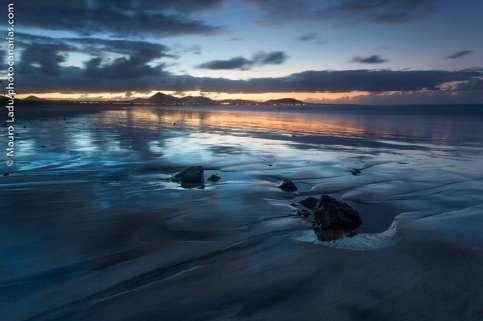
[1,104,483,321]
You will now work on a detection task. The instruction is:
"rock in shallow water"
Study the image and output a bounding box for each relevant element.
[279,179,298,192]
[350,168,362,176]
[297,208,311,217]
[172,166,204,187]
[299,197,318,209]
[313,195,362,241]
[207,174,221,182]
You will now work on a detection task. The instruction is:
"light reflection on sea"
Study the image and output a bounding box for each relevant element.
[1,104,483,321]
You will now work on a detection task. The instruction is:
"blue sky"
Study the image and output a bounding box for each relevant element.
[1,0,482,103]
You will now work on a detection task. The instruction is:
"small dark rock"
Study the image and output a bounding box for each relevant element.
[207,174,221,182]
[313,195,362,241]
[297,209,311,218]
[350,168,362,176]
[3,172,9,177]
[172,166,204,188]
[299,197,318,210]
[41,145,46,148]
[278,179,297,192]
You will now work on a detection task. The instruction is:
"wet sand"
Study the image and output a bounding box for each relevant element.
[1,104,483,321]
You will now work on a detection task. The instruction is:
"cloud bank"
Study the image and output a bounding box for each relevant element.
[351,55,388,64]
[197,51,288,70]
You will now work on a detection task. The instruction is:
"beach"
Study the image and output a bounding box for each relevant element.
[1,104,483,321]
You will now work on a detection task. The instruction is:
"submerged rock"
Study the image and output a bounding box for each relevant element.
[207,174,221,182]
[279,179,297,192]
[350,168,362,176]
[297,208,311,218]
[172,166,204,187]
[299,197,318,210]
[313,195,362,241]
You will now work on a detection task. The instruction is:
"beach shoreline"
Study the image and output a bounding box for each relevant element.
[1,104,483,320]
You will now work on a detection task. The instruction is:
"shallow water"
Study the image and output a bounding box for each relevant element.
[1,104,483,321]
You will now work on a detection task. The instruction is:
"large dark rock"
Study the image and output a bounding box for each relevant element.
[299,197,318,210]
[172,166,204,187]
[278,179,297,192]
[313,195,362,241]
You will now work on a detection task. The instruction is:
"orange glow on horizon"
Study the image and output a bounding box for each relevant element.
[17,90,370,103]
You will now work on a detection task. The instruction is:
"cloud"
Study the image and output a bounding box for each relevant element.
[197,51,288,70]
[15,34,171,83]
[253,51,287,65]
[351,55,389,64]
[9,33,482,102]
[298,32,318,42]
[0,0,223,37]
[317,0,440,24]
[197,57,253,70]
[245,0,440,25]
[445,50,473,59]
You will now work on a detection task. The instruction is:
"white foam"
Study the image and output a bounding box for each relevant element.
[296,220,400,251]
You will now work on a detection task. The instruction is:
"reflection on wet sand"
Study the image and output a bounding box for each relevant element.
[100,108,366,137]
[98,105,483,146]
[1,105,483,321]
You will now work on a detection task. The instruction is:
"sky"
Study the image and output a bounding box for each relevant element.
[1,0,483,104]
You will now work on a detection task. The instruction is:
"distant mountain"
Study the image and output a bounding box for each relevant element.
[14,91,309,107]
[24,95,44,101]
[145,92,179,105]
[131,92,216,106]
[178,96,215,105]
[263,98,305,106]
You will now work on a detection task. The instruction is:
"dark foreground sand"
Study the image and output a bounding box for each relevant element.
[1,104,483,320]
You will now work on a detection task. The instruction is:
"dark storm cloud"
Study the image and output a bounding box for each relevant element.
[19,44,72,75]
[16,34,171,81]
[185,69,479,93]
[245,0,439,25]
[351,55,389,64]
[445,50,473,59]
[16,61,481,94]
[197,51,288,70]
[12,33,481,94]
[0,0,223,37]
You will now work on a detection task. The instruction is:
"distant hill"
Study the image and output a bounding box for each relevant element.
[131,92,216,106]
[263,98,305,106]
[12,91,310,107]
[24,95,44,101]
[145,92,179,105]
[178,96,215,105]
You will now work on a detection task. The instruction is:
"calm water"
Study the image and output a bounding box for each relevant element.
[1,104,483,321]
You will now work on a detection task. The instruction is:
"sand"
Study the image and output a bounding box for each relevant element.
[1,104,483,321]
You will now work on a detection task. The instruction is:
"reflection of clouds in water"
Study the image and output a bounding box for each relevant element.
[16,139,37,157]
[69,131,98,152]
